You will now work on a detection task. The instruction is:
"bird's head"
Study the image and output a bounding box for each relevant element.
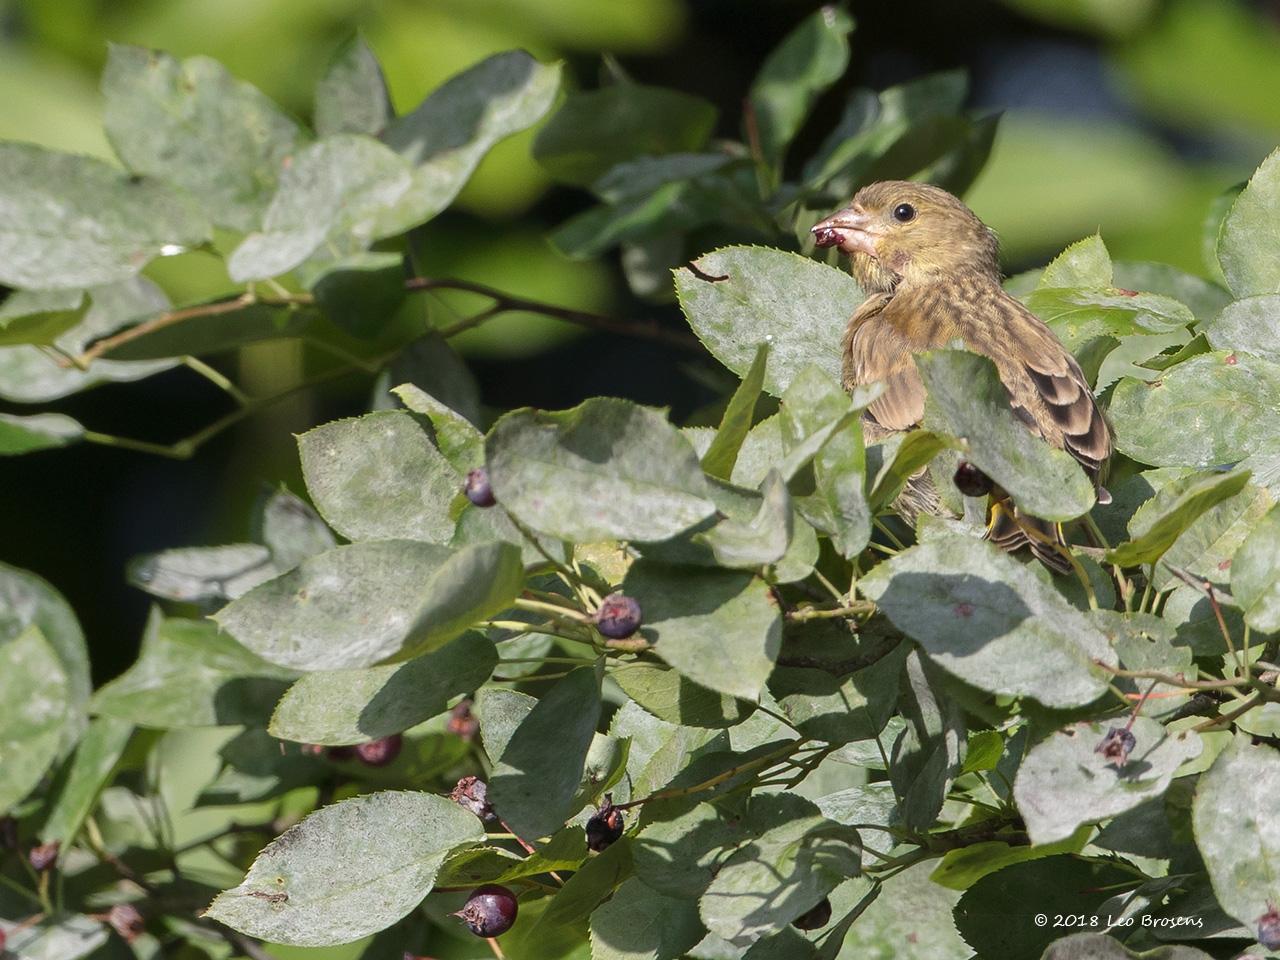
[811,181,999,292]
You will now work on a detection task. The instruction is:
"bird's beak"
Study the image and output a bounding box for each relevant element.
[811,207,883,258]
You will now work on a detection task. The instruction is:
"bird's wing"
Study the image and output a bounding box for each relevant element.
[984,293,1112,479]
[842,293,928,431]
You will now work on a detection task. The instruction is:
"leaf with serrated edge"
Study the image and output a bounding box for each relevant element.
[859,528,1116,708]
[204,791,484,946]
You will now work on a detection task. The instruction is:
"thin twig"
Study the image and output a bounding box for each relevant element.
[408,277,701,351]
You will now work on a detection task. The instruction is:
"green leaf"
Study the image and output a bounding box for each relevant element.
[215,540,522,671]
[101,300,318,361]
[314,34,393,138]
[1040,933,1215,960]
[676,246,866,398]
[702,343,768,481]
[91,611,296,728]
[748,6,854,163]
[309,252,407,339]
[1110,352,1280,466]
[252,487,336,572]
[475,687,536,763]
[0,413,84,455]
[623,561,781,702]
[392,382,484,471]
[102,44,305,232]
[1112,260,1231,323]
[1038,235,1113,288]
[780,365,873,556]
[1013,718,1202,844]
[199,727,329,805]
[0,625,71,815]
[205,790,485,946]
[866,430,949,514]
[0,143,209,289]
[0,561,91,747]
[590,876,704,960]
[384,51,561,218]
[227,134,414,282]
[1230,503,1280,632]
[858,528,1116,708]
[1149,480,1270,591]
[954,856,1134,960]
[1106,467,1251,567]
[298,410,459,544]
[836,861,966,960]
[929,828,1090,892]
[268,632,496,745]
[0,915,108,960]
[0,279,178,403]
[533,83,716,186]
[918,350,1096,521]
[1218,147,1280,298]
[531,839,633,937]
[126,543,276,603]
[40,715,133,846]
[889,650,966,831]
[0,288,87,347]
[613,661,755,729]
[1192,735,1280,931]
[698,794,861,946]
[487,398,716,543]
[1201,293,1280,363]
[770,644,906,745]
[490,666,602,840]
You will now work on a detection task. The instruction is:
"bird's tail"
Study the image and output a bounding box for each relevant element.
[986,498,1072,575]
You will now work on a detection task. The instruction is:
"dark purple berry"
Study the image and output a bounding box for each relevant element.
[464,468,497,508]
[1259,904,1280,950]
[28,840,59,871]
[355,735,403,767]
[595,593,642,640]
[447,698,478,741]
[325,744,357,762]
[953,461,993,498]
[107,903,145,943]
[586,794,625,851]
[1095,727,1136,768]
[792,897,832,930]
[454,884,518,937]
[450,775,496,822]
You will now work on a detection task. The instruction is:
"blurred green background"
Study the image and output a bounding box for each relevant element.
[1,0,1277,679]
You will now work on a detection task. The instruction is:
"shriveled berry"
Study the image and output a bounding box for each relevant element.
[595,593,642,639]
[1095,727,1136,768]
[447,698,478,741]
[355,734,403,767]
[953,461,993,498]
[107,903,145,943]
[454,884,518,937]
[586,794,625,852]
[1258,904,1280,950]
[451,775,496,821]
[792,897,832,930]
[28,840,59,871]
[300,743,326,757]
[464,468,497,508]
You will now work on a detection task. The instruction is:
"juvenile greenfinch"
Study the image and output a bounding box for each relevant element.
[812,181,1111,573]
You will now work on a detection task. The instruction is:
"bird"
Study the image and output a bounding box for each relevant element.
[811,180,1111,573]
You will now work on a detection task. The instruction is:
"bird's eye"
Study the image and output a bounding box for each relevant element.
[892,203,916,223]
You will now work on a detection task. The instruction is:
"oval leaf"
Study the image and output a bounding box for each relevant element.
[858,529,1116,708]
[676,246,865,397]
[205,790,484,946]
[487,398,715,543]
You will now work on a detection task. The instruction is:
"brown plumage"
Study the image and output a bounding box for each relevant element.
[812,181,1111,573]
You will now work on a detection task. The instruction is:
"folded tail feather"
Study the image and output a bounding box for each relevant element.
[986,499,1071,575]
